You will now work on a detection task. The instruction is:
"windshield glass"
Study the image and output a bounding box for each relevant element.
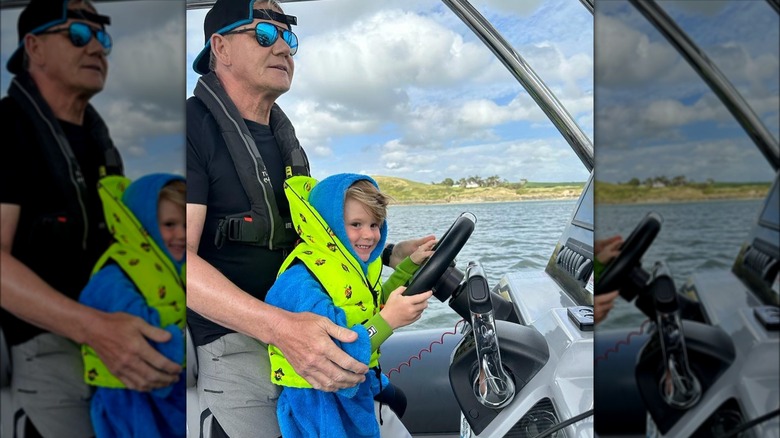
[595,1,778,184]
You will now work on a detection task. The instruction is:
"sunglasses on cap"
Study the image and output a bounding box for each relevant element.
[224,22,298,56]
[37,22,112,55]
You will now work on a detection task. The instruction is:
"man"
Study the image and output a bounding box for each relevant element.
[187,1,433,436]
[0,1,181,436]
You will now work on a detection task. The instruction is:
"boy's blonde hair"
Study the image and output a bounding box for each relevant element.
[159,180,185,209]
[345,180,392,224]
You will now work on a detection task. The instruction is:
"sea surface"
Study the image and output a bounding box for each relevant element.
[595,199,764,330]
[384,199,577,331]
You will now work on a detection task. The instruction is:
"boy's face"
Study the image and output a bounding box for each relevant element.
[158,198,185,262]
[344,198,381,262]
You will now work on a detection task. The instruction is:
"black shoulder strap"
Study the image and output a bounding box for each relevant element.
[8,73,123,250]
[193,72,309,250]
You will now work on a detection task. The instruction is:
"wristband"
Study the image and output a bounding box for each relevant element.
[382,243,395,267]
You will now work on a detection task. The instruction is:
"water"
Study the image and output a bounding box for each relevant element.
[595,199,763,330]
[384,200,577,331]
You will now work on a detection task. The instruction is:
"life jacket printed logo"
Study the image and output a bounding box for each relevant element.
[327,242,337,252]
[302,250,313,255]
[367,326,377,338]
[297,224,303,235]
[304,181,312,191]
[140,242,151,252]
[113,212,121,223]
[118,250,127,255]
[341,264,349,273]
[299,213,307,223]
[356,301,367,311]
[87,368,98,381]
[172,301,180,312]
[315,259,326,266]
[158,286,166,299]
[154,263,163,272]
[274,368,285,381]
[327,228,336,237]
[307,235,315,244]
[345,285,352,299]
[129,258,140,266]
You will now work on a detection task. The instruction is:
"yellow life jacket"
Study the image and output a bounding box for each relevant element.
[82,176,186,388]
[268,176,382,388]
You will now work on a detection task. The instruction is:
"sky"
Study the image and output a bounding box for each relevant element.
[595,0,779,184]
[0,0,185,181]
[186,0,594,184]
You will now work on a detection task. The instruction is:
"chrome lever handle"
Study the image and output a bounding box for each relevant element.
[467,262,515,409]
[651,266,701,409]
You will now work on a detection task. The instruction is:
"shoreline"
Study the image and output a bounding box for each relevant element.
[389,193,766,207]
[596,194,766,206]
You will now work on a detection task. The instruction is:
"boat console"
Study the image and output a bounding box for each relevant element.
[595,175,779,437]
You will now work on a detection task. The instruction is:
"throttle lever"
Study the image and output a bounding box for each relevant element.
[467,261,515,409]
[651,263,701,409]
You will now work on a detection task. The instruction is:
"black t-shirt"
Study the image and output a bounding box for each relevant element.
[0,96,111,346]
[186,96,291,346]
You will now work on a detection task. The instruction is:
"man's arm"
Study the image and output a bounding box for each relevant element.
[0,203,180,392]
[186,203,369,391]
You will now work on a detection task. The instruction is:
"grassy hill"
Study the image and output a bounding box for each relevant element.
[372,176,584,205]
[595,181,771,204]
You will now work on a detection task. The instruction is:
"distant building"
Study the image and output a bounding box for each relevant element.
[465,182,479,189]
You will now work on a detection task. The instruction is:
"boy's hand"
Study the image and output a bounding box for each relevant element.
[410,239,436,265]
[380,287,433,329]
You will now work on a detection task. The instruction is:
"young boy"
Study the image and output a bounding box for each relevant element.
[265,173,435,438]
[79,173,186,438]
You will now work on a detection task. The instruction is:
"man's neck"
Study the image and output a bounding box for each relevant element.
[31,73,91,125]
[217,71,278,125]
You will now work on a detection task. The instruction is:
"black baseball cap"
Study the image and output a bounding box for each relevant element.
[192,0,297,75]
[7,0,111,74]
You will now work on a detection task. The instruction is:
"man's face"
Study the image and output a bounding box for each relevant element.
[29,5,109,97]
[222,16,295,96]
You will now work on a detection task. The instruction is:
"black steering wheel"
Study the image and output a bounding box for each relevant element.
[595,212,662,297]
[403,213,476,296]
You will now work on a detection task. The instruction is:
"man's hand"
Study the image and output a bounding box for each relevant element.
[85,312,181,391]
[269,311,369,392]
[595,235,623,264]
[594,290,619,324]
[409,239,436,265]
[391,235,435,268]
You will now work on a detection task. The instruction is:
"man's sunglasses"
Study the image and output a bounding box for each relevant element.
[224,22,298,56]
[37,22,112,56]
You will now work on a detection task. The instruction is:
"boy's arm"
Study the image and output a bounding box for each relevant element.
[365,257,425,352]
[381,257,420,301]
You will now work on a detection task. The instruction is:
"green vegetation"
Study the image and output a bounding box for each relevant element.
[373,176,584,205]
[595,179,771,205]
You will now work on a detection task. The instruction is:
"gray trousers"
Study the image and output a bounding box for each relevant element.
[196,333,282,438]
[196,333,411,437]
[10,333,94,438]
